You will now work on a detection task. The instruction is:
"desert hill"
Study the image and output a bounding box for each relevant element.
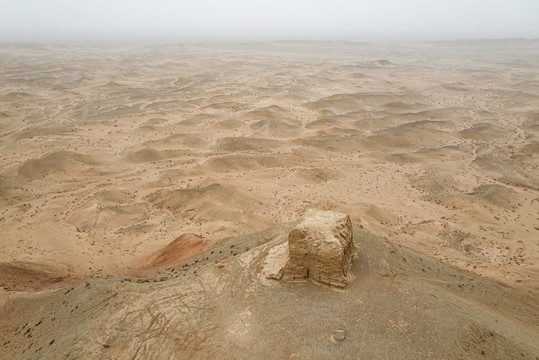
[1,226,537,359]
[0,40,537,358]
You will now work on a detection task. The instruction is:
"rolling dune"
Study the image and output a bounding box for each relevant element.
[0,40,538,359]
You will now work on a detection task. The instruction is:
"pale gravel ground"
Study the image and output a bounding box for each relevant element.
[0,40,537,294]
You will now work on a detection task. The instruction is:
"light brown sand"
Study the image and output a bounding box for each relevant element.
[0,40,537,294]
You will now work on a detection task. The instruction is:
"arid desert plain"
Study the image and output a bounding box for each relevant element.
[0,40,538,359]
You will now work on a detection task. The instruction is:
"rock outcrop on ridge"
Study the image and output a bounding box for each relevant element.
[281,209,357,287]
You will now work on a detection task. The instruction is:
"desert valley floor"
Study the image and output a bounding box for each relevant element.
[0,40,537,359]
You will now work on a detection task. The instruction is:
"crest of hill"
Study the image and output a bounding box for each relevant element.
[145,180,267,230]
[1,224,537,359]
[17,150,100,180]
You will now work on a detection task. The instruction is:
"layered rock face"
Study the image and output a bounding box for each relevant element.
[282,209,357,287]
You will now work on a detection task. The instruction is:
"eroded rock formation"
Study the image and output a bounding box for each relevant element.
[281,209,357,287]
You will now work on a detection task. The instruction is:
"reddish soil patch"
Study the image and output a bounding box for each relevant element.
[143,234,216,270]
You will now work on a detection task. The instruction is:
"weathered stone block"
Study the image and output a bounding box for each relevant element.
[282,209,357,287]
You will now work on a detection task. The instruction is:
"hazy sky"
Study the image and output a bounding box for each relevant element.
[1,0,538,43]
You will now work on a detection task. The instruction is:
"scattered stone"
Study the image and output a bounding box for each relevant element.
[333,329,347,340]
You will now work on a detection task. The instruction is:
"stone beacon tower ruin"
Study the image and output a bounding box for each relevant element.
[282,209,357,287]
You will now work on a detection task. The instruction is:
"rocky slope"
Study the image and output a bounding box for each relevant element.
[1,225,537,359]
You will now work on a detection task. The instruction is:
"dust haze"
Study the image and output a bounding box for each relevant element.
[1,0,539,43]
[0,1,538,360]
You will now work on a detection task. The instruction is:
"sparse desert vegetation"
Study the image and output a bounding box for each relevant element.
[0,40,538,359]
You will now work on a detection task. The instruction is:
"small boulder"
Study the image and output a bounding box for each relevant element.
[282,209,357,287]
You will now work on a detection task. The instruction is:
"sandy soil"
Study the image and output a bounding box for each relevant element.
[0,40,537,291]
[1,226,537,359]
